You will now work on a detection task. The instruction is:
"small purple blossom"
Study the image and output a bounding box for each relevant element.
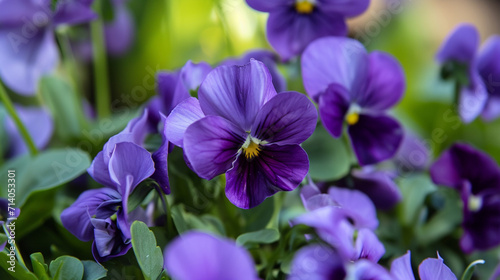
[166,59,317,208]
[245,0,370,60]
[430,143,500,253]
[301,37,405,166]
[390,251,457,280]
[163,231,257,280]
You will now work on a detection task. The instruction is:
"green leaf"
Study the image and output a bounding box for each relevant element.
[461,259,485,280]
[171,205,226,235]
[128,180,155,211]
[397,174,437,226]
[16,188,56,239]
[82,260,107,280]
[40,76,86,141]
[131,221,164,280]
[0,251,37,280]
[302,125,350,181]
[0,148,91,207]
[30,252,50,280]
[49,256,84,280]
[236,228,280,248]
[240,196,274,232]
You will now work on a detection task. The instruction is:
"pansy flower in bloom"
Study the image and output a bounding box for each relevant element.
[61,142,155,262]
[390,251,457,280]
[0,0,95,95]
[302,37,405,165]
[430,143,500,253]
[164,231,257,280]
[437,24,500,122]
[245,0,370,60]
[165,59,317,208]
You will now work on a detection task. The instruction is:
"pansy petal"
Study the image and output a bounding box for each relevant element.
[302,36,368,101]
[319,83,350,138]
[152,115,171,194]
[355,229,385,262]
[87,151,115,187]
[289,245,346,280]
[358,51,405,110]
[245,0,290,12]
[318,0,370,17]
[157,71,181,112]
[0,0,43,26]
[394,132,430,172]
[60,188,121,242]
[482,96,500,122]
[458,75,488,123]
[267,10,347,61]
[226,144,309,208]
[53,0,96,25]
[477,36,500,96]
[390,251,415,280]
[251,91,317,145]
[164,231,257,280]
[436,24,479,64]
[418,256,457,280]
[328,187,379,230]
[199,60,277,131]
[242,50,286,93]
[350,260,394,280]
[176,60,212,98]
[184,116,246,180]
[351,169,402,210]
[104,5,134,56]
[165,97,205,148]
[348,114,403,166]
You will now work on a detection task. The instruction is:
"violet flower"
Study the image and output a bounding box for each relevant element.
[163,231,257,280]
[245,0,370,60]
[390,251,457,280]
[302,37,405,166]
[165,59,317,208]
[430,143,500,253]
[0,0,95,95]
[437,24,500,122]
[61,142,155,262]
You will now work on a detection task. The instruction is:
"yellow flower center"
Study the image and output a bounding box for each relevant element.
[345,112,360,125]
[295,1,314,14]
[243,140,261,159]
[468,195,482,212]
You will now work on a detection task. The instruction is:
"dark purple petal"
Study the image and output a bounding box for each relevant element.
[318,83,350,138]
[251,91,317,145]
[60,188,121,242]
[318,0,370,17]
[458,74,488,123]
[358,51,405,110]
[157,71,182,113]
[226,144,309,208]
[418,254,457,280]
[354,229,385,262]
[289,245,346,280]
[350,169,402,210]
[302,36,368,101]
[348,114,403,166]
[477,36,500,96]
[328,187,379,230]
[390,251,415,280]
[267,9,347,61]
[87,151,115,187]
[0,27,58,95]
[91,217,132,263]
[199,59,277,131]
[165,97,205,148]
[53,0,96,26]
[152,115,171,194]
[104,5,134,56]
[436,24,479,65]
[164,231,257,280]
[245,0,290,12]
[184,116,246,180]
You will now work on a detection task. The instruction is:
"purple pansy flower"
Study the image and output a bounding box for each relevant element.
[61,142,155,262]
[245,0,370,60]
[0,0,95,95]
[430,143,500,253]
[302,37,405,166]
[164,231,257,280]
[165,59,317,208]
[390,251,457,280]
[393,132,430,174]
[437,24,500,122]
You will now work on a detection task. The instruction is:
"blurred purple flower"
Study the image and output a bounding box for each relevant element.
[245,0,369,60]
[390,251,457,280]
[164,231,257,280]
[393,132,430,174]
[430,143,500,253]
[61,142,155,262]
[302,37,405,166]
[0,0,95,95]
[0,198,20,251]
[437,24,500,122]
[166,59,317,208]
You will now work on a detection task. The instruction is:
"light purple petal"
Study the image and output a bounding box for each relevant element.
[104,5,134,56]
[482,96,500,121]
[394,132,430,172]
[418,255,457,280]
[458,74,488,123]
[0,0,44,26]
[289,245,346,280]
[226,144,309,208]
[477,35,500,96]
[390,251,415,280]
[165,97,205,148]
[318,0,370,17]
[302,36,368,101]
[156,71,182,113]
[318,83,350,138]
[251,91,317,145]
[245,0,290,12]
[351,169,402,210]
[242,50,286,93]
[328,187,379,230]
[267,9,347,61]
[152,115,170,194]
[184,116,246,180]
[350,260,394,280]
[199,59,277,131]
[358,51,405,110]
[164,231,257,280]
[355,229,385,262]
[348,114,403,166]
[53,0,96,25]
[87,151,115,187]
[176,60,212,98]
[300,178,322,208]
[436,24,479,64]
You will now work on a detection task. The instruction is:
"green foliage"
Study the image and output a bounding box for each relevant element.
[131,221,164,280]
[236,228,280,248]
[49,256,84,280]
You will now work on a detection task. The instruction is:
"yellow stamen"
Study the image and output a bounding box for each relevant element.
[244,141,261,159]
[345,112,359,125]
[468,195,482,212]
[295,1,314,14]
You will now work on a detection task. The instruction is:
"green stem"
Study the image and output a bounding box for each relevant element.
[91,2,111,118]
[0,82,38,156]
[214,0,235,55]
[3,223,28,270]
